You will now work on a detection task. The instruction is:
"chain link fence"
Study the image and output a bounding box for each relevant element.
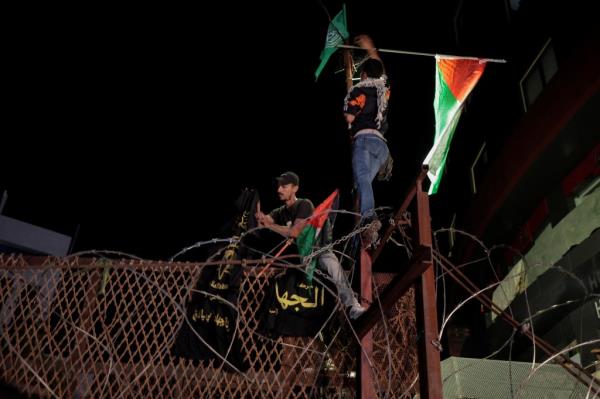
[0,255,417,398]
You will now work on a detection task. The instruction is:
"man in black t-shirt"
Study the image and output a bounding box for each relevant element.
[255,171,365,319]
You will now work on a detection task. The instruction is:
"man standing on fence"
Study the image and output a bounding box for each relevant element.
[343,34,392,246]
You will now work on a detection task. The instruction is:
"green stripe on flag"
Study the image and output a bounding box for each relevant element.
[297,225,317,282]
[434,66,461,138]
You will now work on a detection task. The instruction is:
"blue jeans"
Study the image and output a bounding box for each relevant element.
[352,134,389,217]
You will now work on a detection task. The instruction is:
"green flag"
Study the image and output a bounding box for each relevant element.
[314,5,349,81]
[423,57,486,195]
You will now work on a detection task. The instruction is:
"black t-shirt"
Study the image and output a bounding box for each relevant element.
[269,198,333,247]
[345,81,390,136]
[269,198,314,227]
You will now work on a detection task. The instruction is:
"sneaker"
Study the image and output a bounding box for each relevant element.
[361,218,382,248]
[348,303,366,319]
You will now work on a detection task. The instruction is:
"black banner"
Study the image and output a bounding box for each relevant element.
[171,189,259,371]
[258,268,336,337]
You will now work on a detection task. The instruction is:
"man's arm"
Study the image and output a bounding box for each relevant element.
[257,200,313,238]
[255,209,274,226]
[256,208,308,238]
[263,217,308,238]
[354,34,382,63]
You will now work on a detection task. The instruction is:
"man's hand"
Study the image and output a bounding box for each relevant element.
[255,211,274,227]
[255,210,267,226]
[254,202,267,226]
[354,34,381,61]
[290,218,309,238]
[354,34,375,50]
[344,113,355,125]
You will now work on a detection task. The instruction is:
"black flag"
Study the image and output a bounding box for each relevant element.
[257,267,336,337]
[171,189,259,371]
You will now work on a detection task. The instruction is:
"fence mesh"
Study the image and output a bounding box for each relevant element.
[0,255,418,398]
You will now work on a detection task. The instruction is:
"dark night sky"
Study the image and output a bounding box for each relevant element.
[3,1,478,260]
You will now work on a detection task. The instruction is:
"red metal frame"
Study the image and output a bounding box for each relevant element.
[357,166,442,398]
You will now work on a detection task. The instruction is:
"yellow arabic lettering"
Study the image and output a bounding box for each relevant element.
[298,287,320,309]
[214,314,230,331]
[297,282,313,290]
[276,283,292,309]
[218,259,234,281]
[238,211,249,230]
[209,281,229,290]
[276,283,323,310]
[192,308,213,323]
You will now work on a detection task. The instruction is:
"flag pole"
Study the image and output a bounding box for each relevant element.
[337,44,506,63]
[255,239,293,279]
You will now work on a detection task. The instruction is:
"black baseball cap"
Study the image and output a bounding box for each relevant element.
[275,171,300,186]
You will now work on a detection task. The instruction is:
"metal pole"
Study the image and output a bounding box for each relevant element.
[337,44,507,63]
[359,248,376,398]
[414,178,443,399]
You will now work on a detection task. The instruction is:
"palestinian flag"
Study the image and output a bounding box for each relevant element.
[296,190,339,283]
[423,57,486,195]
